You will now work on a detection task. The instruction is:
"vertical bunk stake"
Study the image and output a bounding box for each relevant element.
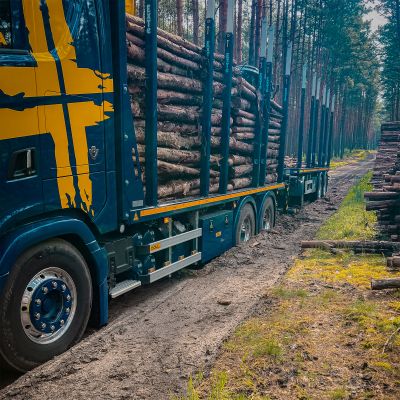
[306,72,316,167]
[318,85,327,167]
[260,24,275,186]
[252,18,268,187]
[296,64,307,169]
[327,93,335,167]
[144,0,158,206]
[219,0,234,194]
[311,77,321,166]
[322,88,331,166]
[277,41,292,182]
[200,0,216,196]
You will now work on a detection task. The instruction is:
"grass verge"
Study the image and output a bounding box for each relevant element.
[176,172,400,400]
[330,150,374,170]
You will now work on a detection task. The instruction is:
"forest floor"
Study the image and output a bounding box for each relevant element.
[0,156,375,400]
[178,173,400,400]
[329,150,375,170]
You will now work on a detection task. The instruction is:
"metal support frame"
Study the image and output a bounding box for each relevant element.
[144,0,158,206]
[306,73,316,167]
[200,0,216,196]
[259,24,275,186]
[110,0,144,224]
[219,0,234,194]
[252,18,268,187]
[317,84,327,167]
[321,88,331,166]
[327,94,335,167]
[277,41,292,182]
[311,77,320,166]
[296,64,307,169]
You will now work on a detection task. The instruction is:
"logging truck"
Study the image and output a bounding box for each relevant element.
[0,0,331,372]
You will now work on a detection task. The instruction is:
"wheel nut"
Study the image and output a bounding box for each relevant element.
[50,325,55,331]
[42,287,48,294]
[41,322,46,330]
[65,307,70,314]
[34,313,41,320]
[60,319,65,326]
[61,284,66,291]
[52,281,58,289]
[35,299,42,306]
[66,295,71,302]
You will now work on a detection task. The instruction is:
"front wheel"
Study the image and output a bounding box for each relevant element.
[235,204,256,244]
[0,239,92,372]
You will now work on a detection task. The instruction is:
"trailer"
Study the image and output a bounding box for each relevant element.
[0,0,330,372]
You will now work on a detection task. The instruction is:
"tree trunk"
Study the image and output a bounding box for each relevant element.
[236,0,243,62]
[177,0,184,36]
[192,0,199,44]
[218,0,228,53]
[371,278,400,290]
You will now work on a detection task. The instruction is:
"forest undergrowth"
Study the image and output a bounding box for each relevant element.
[176,173,400,400]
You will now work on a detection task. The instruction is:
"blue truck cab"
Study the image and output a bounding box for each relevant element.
[0,0,291,372]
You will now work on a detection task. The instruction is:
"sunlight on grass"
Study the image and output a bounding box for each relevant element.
[317,172,376,240]
[176,172,400,399]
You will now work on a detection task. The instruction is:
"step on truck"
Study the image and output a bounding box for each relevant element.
[0,0,330,371]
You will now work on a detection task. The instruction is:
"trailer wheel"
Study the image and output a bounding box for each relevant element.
[0,239,92,372]
[259,197,275,232]
[235,204,256,244]
[322,174,329,197]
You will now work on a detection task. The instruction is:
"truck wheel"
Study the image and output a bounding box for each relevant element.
[260,197,275,232]
[0,239,92,372]
[235,204,256,244]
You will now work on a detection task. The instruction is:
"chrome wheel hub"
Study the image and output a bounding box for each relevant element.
[21,267,77,344]
[240,216,252,242]
[263,209,272,231]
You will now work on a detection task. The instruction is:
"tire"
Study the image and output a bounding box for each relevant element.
[259,197,275,232]
[317,175,323,199]
[0,239,92,372]
[323,174,329,196]
[235,203,256,245]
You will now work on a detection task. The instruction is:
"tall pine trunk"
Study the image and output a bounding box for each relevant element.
[177,0,184,36]
[218,0,228,53]
[236,0,243,62]
[192,0,199,44]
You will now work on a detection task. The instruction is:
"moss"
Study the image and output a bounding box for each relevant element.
[329,387,349,400]
[178,172,400,400]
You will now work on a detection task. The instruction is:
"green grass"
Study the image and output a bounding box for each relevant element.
[317,172,376,240]
[176,172,400,399]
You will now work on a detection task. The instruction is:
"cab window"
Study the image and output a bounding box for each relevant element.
[0,0,12,48]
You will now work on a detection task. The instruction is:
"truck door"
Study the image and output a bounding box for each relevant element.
[35,0,113,218]
[0,0,42,231]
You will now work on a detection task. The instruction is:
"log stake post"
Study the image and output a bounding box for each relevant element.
[318,85,327,167]
[296,64,307,169]
[201,0,216,196]
[144,0,158,206]
[219,0,234,194]
[327,93,335,167]
[306,72,316,167]
[322,88,331,166]
[277,41,292,182]
[252,18,267,187]
[311,77,321,166]
[259,22,274,185]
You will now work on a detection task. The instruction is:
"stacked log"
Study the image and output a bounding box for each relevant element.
[126,14,283,200]
[364,121,400,271]
[365,122,400,242]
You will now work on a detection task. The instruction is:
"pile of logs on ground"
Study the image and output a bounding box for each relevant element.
[126,14,283,200]
[365,122,400,242]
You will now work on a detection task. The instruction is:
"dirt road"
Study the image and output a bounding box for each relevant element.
[0,158,374,400]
